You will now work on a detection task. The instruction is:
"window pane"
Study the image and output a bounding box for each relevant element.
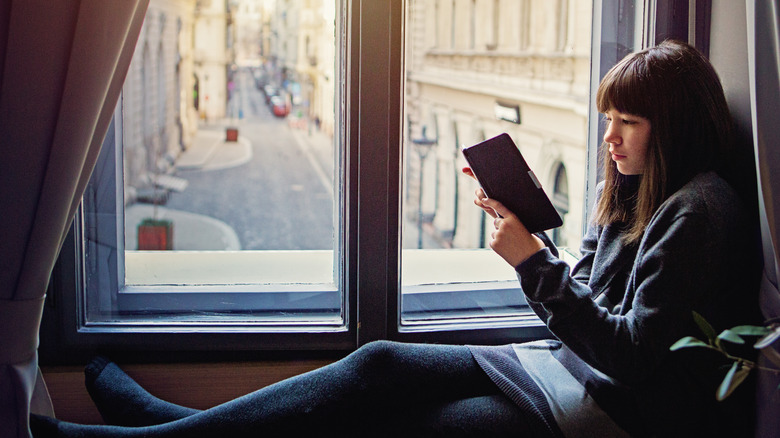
[82,0,343,327]
[400,0,640,328]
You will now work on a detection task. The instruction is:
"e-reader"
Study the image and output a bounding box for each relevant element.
[461,133,563,234]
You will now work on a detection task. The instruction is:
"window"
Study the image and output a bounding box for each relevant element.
[399,0,597,334]
[44,0,694,359]
[518,0,531,51]
[52,0,351,356]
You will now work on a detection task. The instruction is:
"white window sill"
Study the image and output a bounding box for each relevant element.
[126,247,578,288]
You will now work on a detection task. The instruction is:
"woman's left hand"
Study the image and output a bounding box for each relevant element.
[480,197,545,267]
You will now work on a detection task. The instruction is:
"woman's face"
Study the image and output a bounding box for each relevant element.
[603,109,651,175]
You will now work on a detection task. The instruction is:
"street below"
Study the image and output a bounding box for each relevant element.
[165,69,335,250]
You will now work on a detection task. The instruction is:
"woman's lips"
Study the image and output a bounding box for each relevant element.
[611,153,626,161]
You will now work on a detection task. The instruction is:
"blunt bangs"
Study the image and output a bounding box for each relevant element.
[596,54,653,119]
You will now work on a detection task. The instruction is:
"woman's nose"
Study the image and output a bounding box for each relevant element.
[603,122,621,145]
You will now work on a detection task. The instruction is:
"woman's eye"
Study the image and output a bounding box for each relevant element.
[622,119,636,125]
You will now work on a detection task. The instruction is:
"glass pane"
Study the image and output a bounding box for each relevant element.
[82,0,342,326]
[400,0,640,326]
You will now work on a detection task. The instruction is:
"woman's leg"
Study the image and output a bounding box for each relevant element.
[32,341,517,437]
[410,394,535,437]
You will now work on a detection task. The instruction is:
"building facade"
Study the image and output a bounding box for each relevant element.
[192,0,231,122]
[122,0,199,200]
[122,0,232,201]
[232,0,264,67]
[264,0,336,135]
[405,0,592,251]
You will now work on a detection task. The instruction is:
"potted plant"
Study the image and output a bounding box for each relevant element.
[136,155,175,250]
[137,216,173,250]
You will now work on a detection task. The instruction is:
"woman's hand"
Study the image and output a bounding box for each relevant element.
[463,167,544,267]
[482,198,545,267]
[462,167,497,217]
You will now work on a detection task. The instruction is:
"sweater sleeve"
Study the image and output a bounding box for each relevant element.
[516,207,721,385]
[525,223,599,322]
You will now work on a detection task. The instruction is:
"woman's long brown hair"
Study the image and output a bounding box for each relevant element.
[594,40,733,244]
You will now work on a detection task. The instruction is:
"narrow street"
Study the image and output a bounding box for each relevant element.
[143,69,442,251]
[164,69,335,250]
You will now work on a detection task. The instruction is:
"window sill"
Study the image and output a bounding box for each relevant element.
[125,247,555,287]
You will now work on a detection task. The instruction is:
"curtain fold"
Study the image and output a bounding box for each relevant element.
[750,0,780,320]
[747,1,780,437]
[0,1,148,437]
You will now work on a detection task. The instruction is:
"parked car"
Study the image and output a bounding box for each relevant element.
[252,69,266,90]
[270,96,289,117]
[263,85,278,103]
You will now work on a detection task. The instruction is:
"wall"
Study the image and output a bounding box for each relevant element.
[42,359,335,424]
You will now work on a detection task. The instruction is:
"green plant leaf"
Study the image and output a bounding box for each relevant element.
[670,337,715,351]
[717,329,745,345]
[755,325,780,349]
[693,311,717,344]
[729,325,772,337]
[716,361,753,401]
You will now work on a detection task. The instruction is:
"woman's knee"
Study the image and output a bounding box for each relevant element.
[346,341,472,377]
[348,340,406,368]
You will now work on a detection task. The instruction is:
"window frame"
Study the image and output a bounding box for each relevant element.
[40,0,707,364]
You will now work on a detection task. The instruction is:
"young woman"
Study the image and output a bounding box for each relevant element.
[32,40,761,438]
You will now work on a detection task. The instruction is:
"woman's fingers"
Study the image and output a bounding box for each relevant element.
[473,189,498,218]
[480,197,514,221]
[464,167,497,216]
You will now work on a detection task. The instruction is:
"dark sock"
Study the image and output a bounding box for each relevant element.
[85,356,200,426]
[30,414,60,437]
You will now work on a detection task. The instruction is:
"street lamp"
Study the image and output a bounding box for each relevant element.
[411,126,437,249]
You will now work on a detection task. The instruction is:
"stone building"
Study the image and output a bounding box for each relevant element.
[404,0,593,251]
[121,0,232,202]
[122,0,199,201]
[266,0,336,135]
[192,0,232,122]
[294,0,336,136]
[232,0,264,67]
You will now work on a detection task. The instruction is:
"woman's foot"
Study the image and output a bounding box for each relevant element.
[30,413,60,437]
[85,356,200,426]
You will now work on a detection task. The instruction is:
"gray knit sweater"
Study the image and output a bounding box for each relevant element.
[470,171,762,437]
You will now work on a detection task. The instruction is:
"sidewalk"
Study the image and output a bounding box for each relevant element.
[126,125,252,251]
[176,126,252,171]
[125,203,241,250]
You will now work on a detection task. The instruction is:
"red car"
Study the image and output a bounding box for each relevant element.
[270,96,289,117]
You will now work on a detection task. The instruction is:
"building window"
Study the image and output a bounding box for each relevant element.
[557,0,570,51]
[470,0,476,50]
[400,0,604,333]
[518,0,530,50]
